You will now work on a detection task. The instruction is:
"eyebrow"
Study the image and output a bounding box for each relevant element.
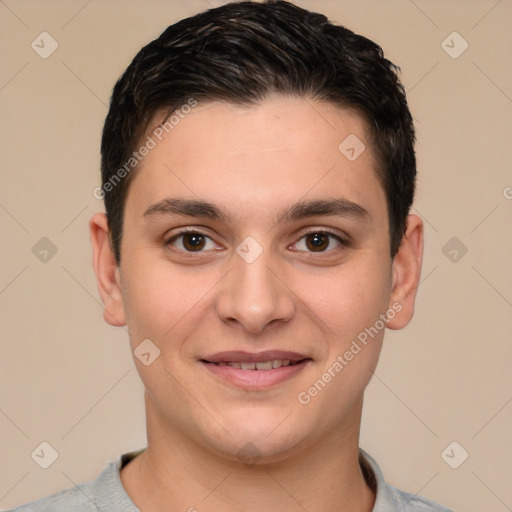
[143,197,369,224]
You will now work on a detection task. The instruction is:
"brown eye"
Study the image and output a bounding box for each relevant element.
[293,230,345,254]
[182,233,206,251]
[305,233,330,252]
[166,231,216,253]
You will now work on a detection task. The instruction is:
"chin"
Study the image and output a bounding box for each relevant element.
[200,409,313,465]
[216,435,306,467]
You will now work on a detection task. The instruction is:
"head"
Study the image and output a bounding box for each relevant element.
[91,0,422,463]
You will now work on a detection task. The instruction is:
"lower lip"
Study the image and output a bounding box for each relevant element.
[201,360,311,389]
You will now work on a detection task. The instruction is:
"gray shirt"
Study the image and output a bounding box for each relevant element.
[9,448,452,511]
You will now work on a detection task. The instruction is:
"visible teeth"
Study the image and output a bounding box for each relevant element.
[255,361,273,371]
[218,359,297,370]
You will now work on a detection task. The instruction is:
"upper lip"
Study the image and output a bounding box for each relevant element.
[201,350,311,364]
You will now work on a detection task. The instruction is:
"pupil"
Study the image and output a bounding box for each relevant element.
[184,234,205,251]
[307,233,328,251]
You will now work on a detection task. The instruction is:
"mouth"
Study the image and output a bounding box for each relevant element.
[200,351,312,389]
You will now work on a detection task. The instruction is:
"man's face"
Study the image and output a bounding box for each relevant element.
[112,96,400,460]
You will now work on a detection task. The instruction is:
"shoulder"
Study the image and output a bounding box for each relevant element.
[385,484,453,511]
[359,448,453,512]
[8,481,97,512]
[8,451,143,512]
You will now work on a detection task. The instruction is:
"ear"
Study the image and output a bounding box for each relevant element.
[386,214,424,330]
[89,212,126,327]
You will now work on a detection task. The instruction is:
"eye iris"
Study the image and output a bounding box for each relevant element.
[306,233,329,252]
[178,232,334,253]
[183,233,205,251]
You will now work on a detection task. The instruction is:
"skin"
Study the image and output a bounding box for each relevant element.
[90,94,423,512]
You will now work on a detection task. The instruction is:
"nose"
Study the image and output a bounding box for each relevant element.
[216,244,295,335]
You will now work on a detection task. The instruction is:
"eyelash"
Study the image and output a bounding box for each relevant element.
[164,227,349,258]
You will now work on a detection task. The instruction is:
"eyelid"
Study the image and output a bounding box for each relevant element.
[165,227,220,255]
[164,226,350,256]
[295,226,350,244]
[290,227,349,254]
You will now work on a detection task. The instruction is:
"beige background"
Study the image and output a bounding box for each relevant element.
[1,0,511,510]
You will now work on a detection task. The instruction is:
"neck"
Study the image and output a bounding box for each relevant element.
[120,395,375,512]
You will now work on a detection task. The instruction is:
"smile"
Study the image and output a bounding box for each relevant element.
[214,359,299,370]
[200,351,312,388]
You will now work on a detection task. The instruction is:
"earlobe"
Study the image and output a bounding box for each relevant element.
[386,214,424,330]
[89,212,127,327]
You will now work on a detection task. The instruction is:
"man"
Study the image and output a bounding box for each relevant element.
[12,1,452,510]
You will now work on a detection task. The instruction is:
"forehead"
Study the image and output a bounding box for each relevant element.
[124,95,386,225]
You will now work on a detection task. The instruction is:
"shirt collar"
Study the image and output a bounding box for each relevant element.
[113,447,402,511]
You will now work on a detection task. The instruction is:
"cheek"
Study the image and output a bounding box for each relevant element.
[121,255,220,345]
[121,246,392,344]
[296,280,387,427]
[300,259,392,338]
[300,259,391,411]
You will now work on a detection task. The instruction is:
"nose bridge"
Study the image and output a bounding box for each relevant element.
[216,237,294,333]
